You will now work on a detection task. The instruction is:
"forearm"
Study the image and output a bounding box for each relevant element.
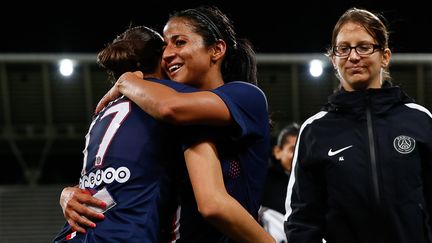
[116,72,231,125]
[185,142,274,242]
[116,73,176,121]
[206,194,275,243]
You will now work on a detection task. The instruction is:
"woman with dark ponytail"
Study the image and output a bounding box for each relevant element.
[57,5,274,243]
[93,5,272,242]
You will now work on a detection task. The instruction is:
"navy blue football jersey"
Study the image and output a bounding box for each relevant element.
[53,79,195,243]
[169,81,271,242]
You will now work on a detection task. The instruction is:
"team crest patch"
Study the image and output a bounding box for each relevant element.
[393,135,415,154]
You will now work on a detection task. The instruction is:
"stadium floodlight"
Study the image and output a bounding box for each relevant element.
[309,59,323,78]
[59,58,75,77]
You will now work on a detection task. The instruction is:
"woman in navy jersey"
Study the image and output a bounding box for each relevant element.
[54,24,273,243]
[93,6,272,242]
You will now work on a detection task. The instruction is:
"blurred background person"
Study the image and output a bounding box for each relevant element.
[259,122,300,243]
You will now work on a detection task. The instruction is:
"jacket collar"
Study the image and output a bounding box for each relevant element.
[322,81,414,115]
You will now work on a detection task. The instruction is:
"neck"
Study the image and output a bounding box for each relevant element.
[143,71,162,80]
[199,71,225,90]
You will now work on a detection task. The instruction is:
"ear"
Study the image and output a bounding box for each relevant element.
[273,146,282,160]
[210,39,227,62]
[381,48,392,68]
[331,55,337,70]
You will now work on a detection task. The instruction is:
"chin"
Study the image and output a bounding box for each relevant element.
[170,75,185,84]
[344,80,369,91]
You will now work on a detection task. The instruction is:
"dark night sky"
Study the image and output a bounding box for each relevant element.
[1,0,430,54]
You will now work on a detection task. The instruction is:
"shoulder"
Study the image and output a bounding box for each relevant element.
[403,103,432,119]
[149,78,199,92]
[215,81,265,95]
[297,111,330,141]
[211,81,268,107]
[301,111,329,129]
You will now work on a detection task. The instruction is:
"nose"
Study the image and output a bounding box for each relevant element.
[162,45,175,64]
[347,48,361,61]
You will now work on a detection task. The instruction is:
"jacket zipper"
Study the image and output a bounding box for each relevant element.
[366,107,380,204]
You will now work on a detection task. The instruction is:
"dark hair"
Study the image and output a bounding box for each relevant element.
[170,5,257,85]
[276,122,300,147]
[97,26,164,81]
[326,7,391,80]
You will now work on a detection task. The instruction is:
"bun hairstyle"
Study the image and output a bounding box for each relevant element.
[97,26,164,81]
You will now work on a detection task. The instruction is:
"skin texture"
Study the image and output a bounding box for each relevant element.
[331,22,391,91]
[97,71,231,125]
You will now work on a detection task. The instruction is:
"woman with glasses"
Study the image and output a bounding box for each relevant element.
[284,7,432,243]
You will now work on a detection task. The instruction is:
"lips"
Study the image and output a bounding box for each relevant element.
[168,64,181,73]
[347,66,364,74]
[165,64,180,79]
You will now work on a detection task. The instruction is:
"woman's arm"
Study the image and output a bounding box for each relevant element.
[184,141,275,243]
[59,186,106,233]
[95,71,231,125]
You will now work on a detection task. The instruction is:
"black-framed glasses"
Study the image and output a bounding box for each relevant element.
[333,44,383,57]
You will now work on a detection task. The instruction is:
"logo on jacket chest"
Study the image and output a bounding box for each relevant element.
[393,135,415,154]
[328,145,353,164]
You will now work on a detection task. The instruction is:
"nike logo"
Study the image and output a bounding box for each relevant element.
[328,145,353,156]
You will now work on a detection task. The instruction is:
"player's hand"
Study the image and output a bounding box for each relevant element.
[94,71,143,114]
[94,85,121,114]
[60,186,106,233]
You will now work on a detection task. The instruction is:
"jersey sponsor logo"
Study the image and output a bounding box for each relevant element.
[79,166,131,188]
[393,135,415,154]
[328,145,353,157]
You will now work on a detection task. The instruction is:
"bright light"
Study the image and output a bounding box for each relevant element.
[309,59,323,78]
[59,59,74,77]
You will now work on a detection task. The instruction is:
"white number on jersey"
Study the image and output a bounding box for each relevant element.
[82,101,131,174]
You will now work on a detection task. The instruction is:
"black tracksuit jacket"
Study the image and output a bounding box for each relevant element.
[285,84,432,243]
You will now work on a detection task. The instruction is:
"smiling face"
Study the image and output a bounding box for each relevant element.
[331,22,391,91]
[162,17,225,90]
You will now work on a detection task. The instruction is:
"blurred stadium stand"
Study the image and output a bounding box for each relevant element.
[0,53,431,242]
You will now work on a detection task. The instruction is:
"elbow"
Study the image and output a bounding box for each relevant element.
[196,198,225,220]
[157,104,179,123]
[157,102,186,124]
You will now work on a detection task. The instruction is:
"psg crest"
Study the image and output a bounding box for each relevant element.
[393,135,415,154]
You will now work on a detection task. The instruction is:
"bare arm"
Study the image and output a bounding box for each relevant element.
[95,71,231,125]
[59,186,106,233]
[184,142,275,243]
